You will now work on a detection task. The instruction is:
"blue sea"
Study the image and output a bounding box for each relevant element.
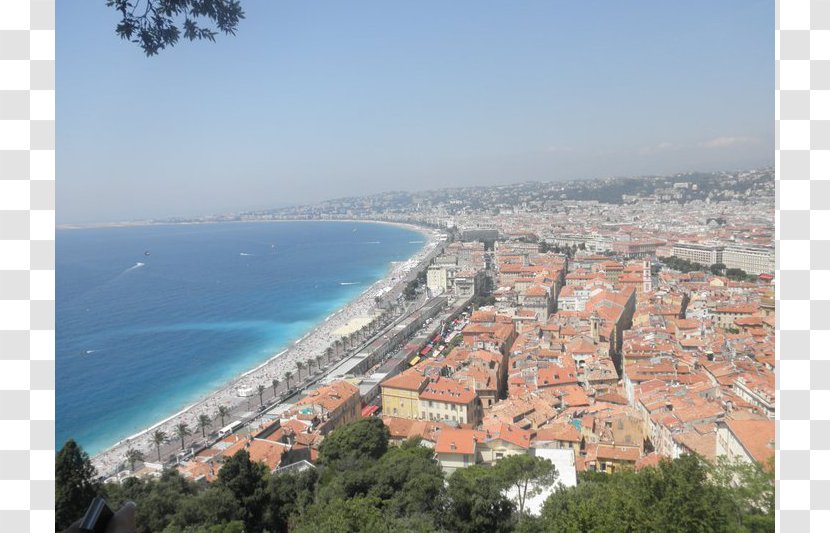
[56,221,424,455]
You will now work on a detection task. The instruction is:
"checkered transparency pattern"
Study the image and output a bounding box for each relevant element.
[777,0,830,531]
[0,0,55,531]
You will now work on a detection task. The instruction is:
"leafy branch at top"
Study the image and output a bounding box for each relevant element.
[106,0,245,56]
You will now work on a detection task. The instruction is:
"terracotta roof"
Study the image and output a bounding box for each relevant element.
[419,377,478,405]
[381,370,428,392]
[296,380,359,413]
[484,423,532,449]
[247,439,288,471]
[725,417,775,465]
[635,453,665,471]
[535,423,581,443]
[434,428,480,455]
[596,444,640,462]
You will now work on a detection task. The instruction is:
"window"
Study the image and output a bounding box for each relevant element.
[393,408,397,415]
[496,452,504,460]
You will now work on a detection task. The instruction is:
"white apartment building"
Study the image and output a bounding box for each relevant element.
[670,242,724,266]
[722,245,774,275]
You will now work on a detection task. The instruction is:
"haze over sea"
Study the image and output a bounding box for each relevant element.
[57,221,424,455]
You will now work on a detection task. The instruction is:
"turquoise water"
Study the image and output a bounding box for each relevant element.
[56,221,424,454]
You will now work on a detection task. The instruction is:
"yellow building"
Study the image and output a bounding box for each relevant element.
[380,370,428,418]
[418,377,482,426]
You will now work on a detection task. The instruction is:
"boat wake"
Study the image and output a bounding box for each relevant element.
[364,241,381,244]
[239,252,253,256]
[408,240,424,243]
[340,282,359,286]
[123,262,145,273]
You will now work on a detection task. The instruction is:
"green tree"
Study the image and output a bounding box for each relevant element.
[216,405,230,428]
[368,441,446,521]
[710,262,726,275]
[151,429,168,462]
[537,454,746,533]
[216,450,269,533]
[174,423,192,451]
[284,371,294,390]
[106,0,245,56]
[317,417,390,468]
[709,456,774,531]
[292,497,392,533]
[126,448,145,472]
[257,384,266,407]
[137,469,200,533]
[167,485,241,531]
[494,454,558,516]
[56,439,100,530]
[197,414,212,438]
[263,468,320,533]
[444,465,515,533]
[271,378,280,398]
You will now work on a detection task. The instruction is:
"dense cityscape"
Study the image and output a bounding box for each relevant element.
[56,168,775,532]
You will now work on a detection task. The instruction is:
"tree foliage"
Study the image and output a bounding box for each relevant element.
[58,425,773,533]
[56,439,100,530]
[106,0,245,56]
[317,417,390,468]
[536,454,773,533]
[444,465,516,533]
[216,450,269,532]
[494,454,558,516]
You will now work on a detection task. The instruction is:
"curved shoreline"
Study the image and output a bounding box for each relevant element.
[89,220,441,475]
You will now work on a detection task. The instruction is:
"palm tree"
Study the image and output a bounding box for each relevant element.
[271,378,280,397]
[257,384,266,407]
[307,358,317,375]
[316,354,325,370]
[325,347,334,364]
[174,422,192,451]
[296,360,305,381]
[284,371,293,390]
[341,335,349,352]
[126,448,144,472]
[216,405,230,427]
[150,430,167,462]
[197,414,212,438]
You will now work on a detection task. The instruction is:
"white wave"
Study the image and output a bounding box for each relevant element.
[84,350,97,355]
[408,240,424,243]
[364,241,381,244]
[340,282,359,286]
[239,252,253,256]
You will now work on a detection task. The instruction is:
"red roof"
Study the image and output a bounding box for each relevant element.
[419,377,478,405]
[435,428,480,455]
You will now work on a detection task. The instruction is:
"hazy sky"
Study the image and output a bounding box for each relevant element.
[57,1,772,224]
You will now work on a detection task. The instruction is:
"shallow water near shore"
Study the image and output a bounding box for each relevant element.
[57,221,424,455]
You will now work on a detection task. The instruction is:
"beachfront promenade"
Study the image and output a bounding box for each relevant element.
[90,223,446,478]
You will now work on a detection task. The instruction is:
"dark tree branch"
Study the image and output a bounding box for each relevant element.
[105,0,245,56]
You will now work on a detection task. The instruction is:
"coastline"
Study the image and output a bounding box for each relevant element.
[89,220,441,476]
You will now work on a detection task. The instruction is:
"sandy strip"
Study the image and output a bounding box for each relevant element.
[90,221,440,477]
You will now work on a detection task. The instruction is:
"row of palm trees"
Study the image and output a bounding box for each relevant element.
[132,308,404,470]
[140,402,235,468]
